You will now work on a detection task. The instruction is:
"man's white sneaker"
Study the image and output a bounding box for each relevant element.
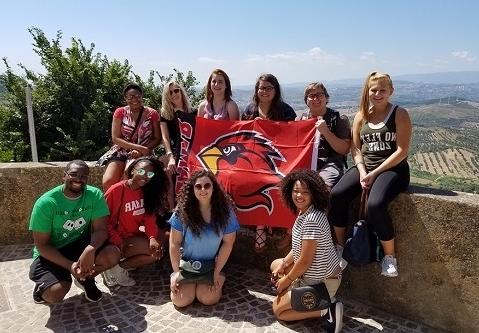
[102,265,136,287]
[381,255,398,277]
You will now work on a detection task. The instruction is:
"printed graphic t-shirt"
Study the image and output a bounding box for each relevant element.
[29,185,109,259]
[105,181,158,246]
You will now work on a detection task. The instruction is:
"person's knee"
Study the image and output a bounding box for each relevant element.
[42,282,71,303]
[171,293,195,308]
[196,292,221,306]
[96,245,121,269]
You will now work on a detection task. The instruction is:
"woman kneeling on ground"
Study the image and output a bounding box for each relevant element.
[169,170,239,307]
[271,169,343,333]
[102,157,169,287]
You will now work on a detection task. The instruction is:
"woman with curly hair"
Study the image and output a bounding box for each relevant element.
[270,169,343,333]
[102,157,169,287]
[169,170,239,307]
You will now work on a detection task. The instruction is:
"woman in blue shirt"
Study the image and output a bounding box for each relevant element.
[168,170,239,307]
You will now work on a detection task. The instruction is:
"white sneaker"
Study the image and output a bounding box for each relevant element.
[336,245,348,270]
[102,265,136,287]
[381,255,398,277]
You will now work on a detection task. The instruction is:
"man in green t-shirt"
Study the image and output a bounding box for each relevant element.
[29,160,120,303]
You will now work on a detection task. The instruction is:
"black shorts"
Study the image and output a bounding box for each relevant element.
[29,236,107,298]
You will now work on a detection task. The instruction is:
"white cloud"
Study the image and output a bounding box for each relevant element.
[198,57,227,64]
[451,50,476,62]
[360,51,375,61]
[245,47,343,65]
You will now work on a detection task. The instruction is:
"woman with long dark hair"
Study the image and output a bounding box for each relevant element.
[102,157,169,287]
[241,73,297,253]
[169,170,239,307]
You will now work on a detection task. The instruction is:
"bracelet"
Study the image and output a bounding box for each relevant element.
[286,275,295,282]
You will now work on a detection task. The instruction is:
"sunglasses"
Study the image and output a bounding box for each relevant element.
[136,168,155,178]
[194,183,212,191]
[169,88,180,95]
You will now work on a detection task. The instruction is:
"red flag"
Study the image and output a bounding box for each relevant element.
[176,112,318,228]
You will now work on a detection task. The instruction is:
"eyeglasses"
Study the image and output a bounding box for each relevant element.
[194,183,212,191]
[307,92,325,100]
[125,93,142,101]
[136,168,155,178]
[65,172,89,181]
[258,86,275,92]
[169,88,180,95]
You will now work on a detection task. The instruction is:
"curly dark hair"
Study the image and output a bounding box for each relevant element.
[176,170,234,237]
[125,157,169,214]
[280,169,330,213]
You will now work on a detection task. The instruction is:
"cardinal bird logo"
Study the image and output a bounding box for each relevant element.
[197,131,286,214]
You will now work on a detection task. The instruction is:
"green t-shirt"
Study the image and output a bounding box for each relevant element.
[29,185,110,259]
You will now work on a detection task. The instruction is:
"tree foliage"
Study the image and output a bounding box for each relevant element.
[0,27,203,162]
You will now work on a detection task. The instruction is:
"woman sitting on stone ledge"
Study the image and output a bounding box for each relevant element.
[330,72,412,277]
[270,169,343,333]
[168,170,239,307]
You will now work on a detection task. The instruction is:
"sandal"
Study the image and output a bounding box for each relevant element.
[254,227,268,253]
[276,228,292,250]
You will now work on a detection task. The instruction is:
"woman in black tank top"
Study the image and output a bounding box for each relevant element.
[329,72,412,277]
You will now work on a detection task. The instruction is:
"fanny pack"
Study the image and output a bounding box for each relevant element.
[177,259,216,285]
[290,281,331,312]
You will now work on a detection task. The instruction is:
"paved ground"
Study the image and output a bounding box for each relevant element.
[0,244,445,333]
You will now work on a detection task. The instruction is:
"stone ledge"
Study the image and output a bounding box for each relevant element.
[1,162,478,333]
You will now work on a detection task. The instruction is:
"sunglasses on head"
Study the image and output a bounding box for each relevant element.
[170,88,180,95]
[136,168,155,179]
[194,183,212,191]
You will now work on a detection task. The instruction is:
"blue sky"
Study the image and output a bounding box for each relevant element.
[1,0,478,85]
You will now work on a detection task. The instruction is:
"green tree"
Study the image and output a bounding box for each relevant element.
[0,27,203,162]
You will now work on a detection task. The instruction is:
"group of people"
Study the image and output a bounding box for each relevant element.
[28,70,411,333]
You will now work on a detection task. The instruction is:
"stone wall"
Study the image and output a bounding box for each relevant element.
[0,162,478,333]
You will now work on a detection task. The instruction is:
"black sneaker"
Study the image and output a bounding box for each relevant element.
[33,282,47,304]
[326,301,343,333]
[74,278,103,302]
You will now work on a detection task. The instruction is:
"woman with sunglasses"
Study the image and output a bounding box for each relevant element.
[198,69,240,120]
[169,170,239,307]
[241,73,297,254]
[102,157,169,287]
[160,81,196,210]
[101,83,161,191]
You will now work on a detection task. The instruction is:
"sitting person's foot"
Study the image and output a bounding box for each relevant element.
[381,255,398,277]
[325,301,343,333]
[254,227,268,253]
[101,264,136,287]
[74,278,103,302]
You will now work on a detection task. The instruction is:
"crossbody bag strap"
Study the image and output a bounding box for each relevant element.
[127,106,145,143]
[359,189,369,220]
[115,183,126,226]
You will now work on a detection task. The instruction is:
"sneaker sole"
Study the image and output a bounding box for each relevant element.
[334,302,344,333]
[74,279,103,302]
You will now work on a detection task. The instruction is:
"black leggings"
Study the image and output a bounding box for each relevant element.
[329,163,410,241]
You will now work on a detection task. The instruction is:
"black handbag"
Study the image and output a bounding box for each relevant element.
[343,190,383,266]
[177,259,215,285]
[291,281,331,311]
